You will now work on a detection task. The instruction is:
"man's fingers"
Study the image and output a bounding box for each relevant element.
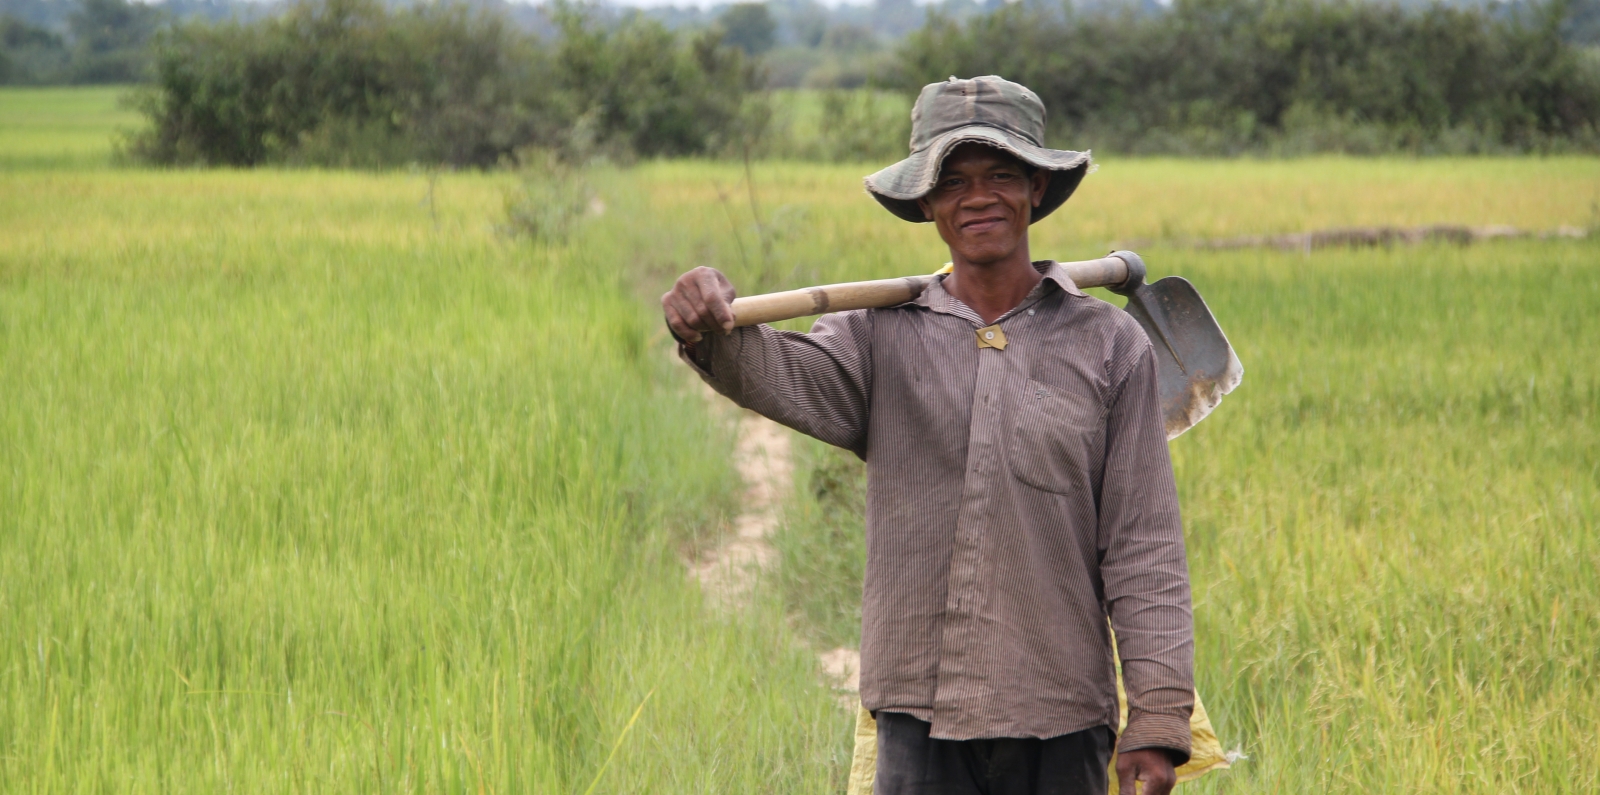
[1144,766,1177,795]
[662,267,735,343]
[1115,751,1177,795]
[696,270,736,333]
[1116,765,1137,795]
[1142,764,1176,795]
[677,271,722,330]
[665,292,713,342]
[669,292,713,334]
[661,299,702,344]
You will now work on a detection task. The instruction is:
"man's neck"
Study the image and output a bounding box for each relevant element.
[943,252,1043,326]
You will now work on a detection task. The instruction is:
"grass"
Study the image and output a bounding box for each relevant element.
[1,92,850,792]
[0,85,142,170]
[1169,243,1598,792]
[3,86,1598,793]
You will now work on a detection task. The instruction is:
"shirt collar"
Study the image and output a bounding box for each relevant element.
[1038,260,1088,297]
[913,259,1086,316]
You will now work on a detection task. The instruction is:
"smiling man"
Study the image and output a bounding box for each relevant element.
[662,76,1193,795]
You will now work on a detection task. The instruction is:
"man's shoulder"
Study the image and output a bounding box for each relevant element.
[807,307,876,339]
[1059,293,1151,352]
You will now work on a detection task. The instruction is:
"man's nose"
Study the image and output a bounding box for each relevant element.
[958,186,999,209]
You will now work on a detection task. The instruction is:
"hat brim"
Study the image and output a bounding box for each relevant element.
[863,125,1091,224]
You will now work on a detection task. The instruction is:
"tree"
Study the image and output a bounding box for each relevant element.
[720,3,775,55]
[67,0,165,82]
[0,15,69,83]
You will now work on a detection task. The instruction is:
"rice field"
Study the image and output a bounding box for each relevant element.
[2,86,1597,793]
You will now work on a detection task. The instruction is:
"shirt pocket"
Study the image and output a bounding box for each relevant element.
[1010,379,1105,495]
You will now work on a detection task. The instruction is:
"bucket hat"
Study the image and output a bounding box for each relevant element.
[864,75,1091,224]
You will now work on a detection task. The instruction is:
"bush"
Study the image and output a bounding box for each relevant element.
[126,0,546,166]
[502,149,598,242]
[891,0,1600,154]
[719,2,775,55]
[746,88,910,162]
[68,0,165,83]
[551,4,762,159]
[125,0,760,167]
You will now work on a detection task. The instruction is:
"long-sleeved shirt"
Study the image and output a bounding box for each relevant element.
[679,260,1195,760]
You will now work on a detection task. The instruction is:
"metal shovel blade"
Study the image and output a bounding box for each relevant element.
[1116,274,1244,440]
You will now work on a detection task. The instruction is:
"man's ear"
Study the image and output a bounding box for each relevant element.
[1030,170,1052,208]
[916,196,934,221]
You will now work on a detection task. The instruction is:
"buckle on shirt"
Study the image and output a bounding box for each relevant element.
[976,325,1008,350]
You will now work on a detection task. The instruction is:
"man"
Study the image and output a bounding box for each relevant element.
[663,76,1193,795]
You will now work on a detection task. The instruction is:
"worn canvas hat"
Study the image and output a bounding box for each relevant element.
[864,75,1091,224]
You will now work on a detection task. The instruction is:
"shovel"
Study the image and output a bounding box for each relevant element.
[729,251,1242,439]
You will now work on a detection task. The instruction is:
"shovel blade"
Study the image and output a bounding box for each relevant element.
[1120,276,1243,439]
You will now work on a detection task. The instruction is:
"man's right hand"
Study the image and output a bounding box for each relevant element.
[662,266,737,344]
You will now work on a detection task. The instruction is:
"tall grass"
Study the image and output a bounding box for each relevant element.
[2,87,1597,792]
[0,135,850,790]
[0,86,140,170]
[1170,243,1599,792]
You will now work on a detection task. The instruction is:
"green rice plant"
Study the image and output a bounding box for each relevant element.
[3,86,1597,793]
[1166,241,1599,793]
[0,86,141,170]
[0,112,852,792]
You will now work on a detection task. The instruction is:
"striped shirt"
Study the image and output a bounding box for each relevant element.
[680,260,1194,760]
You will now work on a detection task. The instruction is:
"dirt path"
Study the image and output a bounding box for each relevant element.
[689,410,861,695]
[689,411,790,604]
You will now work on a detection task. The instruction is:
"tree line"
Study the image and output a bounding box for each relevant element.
[1,0,165,83]
[892,0,1600,154]
[124,0,760,166]
[4,0,1597,160]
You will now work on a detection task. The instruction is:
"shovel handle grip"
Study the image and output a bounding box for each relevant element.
[730,254,1138,327]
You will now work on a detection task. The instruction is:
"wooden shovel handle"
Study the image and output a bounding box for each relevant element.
[730,255,1133,327]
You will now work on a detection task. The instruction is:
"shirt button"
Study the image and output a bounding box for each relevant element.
[984,331,995,340]
[1028,309,1036,316]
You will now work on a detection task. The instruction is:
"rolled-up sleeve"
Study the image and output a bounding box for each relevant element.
[677,310,874,455]
[1097,342,1195,762]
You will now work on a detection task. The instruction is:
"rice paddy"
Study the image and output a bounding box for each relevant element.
[1,86,1596,793]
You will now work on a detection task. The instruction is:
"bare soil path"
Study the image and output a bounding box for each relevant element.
[689,409,861,695]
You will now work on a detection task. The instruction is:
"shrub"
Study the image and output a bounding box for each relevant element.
[67,0,165,83]
[502,149,598,242]
[126,0,546,166]
[891,0,1600,154]
[719,2,776,55]
[125,0,760,167]
[550,4,762,159]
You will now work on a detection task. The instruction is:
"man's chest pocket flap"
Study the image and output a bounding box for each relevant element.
[1010,379,1105,495]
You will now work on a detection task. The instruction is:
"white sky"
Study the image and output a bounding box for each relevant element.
[596,0,929,8]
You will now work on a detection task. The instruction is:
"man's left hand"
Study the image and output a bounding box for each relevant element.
[1115,748,1177,795]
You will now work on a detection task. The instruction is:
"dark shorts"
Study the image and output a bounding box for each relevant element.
[873,712,1115,795]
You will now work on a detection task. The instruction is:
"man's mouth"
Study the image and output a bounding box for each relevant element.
[960,215,1007,233]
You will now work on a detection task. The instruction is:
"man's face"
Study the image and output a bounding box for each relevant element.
[917,143,1052,266]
